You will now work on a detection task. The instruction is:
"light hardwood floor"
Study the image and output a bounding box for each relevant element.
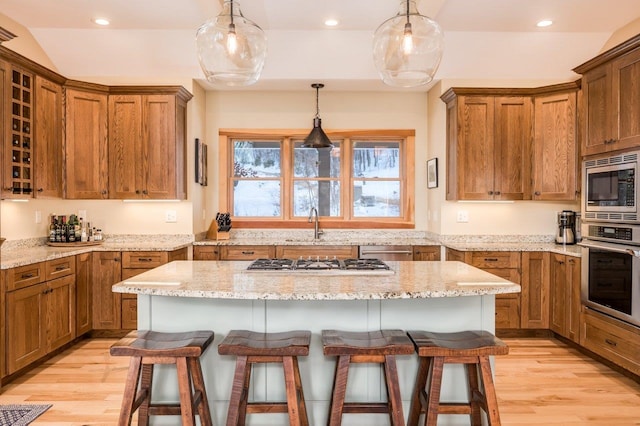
[0,337,638,425]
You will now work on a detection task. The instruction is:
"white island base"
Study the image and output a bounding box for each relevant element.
[136,294,496,426]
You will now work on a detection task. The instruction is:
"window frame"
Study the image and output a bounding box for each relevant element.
[218,129,415,229]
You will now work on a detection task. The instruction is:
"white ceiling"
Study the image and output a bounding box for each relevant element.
[2,0,640,91]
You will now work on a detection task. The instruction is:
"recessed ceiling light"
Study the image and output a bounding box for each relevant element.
[536,20,553,28]
[93,18,110,26]
[324,19,339,27]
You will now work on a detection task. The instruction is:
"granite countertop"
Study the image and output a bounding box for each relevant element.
[442,241,582,257]
[1,237,192,270]
[193,237,441,246]
[112,260,521,301]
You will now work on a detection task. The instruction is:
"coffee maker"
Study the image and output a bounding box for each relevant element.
[555,210,577,245]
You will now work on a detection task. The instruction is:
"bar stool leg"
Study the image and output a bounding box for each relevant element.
[425,357,445,426]
[478,356,501,425]
[466,362,482,426]
[188,357,213,426]
[382,355,405,426]
[407,357,430,426]
[283,356,303,426]
[137,363,154,426]
[226,355,250,426]
[293,357,309,426]
[176,357,196,426]
[327,355,351,426]
[118,356,143,426]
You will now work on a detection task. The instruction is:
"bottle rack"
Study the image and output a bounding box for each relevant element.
[8,66,33,196]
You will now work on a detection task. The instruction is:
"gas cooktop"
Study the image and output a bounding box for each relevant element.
[247,258,392,272]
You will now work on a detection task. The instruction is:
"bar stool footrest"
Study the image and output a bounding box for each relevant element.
[342,402,391,414]
[246,402,289,413]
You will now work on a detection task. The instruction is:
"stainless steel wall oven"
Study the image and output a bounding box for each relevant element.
[580,222,640,327]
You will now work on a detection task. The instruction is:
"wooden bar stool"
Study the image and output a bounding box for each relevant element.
[321,329,415,426]
[109,330,214,426]
[218,330,311,426]
[406,330,509,426]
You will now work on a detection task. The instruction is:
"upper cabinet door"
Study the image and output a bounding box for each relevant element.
[532,92,578,201]
[612,48,640,151]
[455,95,496,200]
[65,89,109,199]
[34,76,63,198]
[143,95,177,199]
[108,95,142,199]
[493,96,532,200]
[582,64,612,156]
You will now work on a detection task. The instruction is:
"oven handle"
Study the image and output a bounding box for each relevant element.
[579,241,640,257]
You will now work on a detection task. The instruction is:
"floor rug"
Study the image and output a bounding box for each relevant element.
[0,405,51,426]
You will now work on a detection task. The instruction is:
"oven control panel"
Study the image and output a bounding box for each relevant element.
[584,222,640,245]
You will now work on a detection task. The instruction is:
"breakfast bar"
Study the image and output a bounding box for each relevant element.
[112,260,520,425]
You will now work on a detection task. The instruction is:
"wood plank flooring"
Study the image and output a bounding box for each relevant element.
[0,337,638,425]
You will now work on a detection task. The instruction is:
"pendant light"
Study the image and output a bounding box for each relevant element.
[373,0,444,88]
[196,0,267,86]
[302,83,333,149]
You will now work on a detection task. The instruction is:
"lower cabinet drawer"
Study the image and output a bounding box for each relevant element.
[496,295,520,329]
[220,246,275,260]
[122,251,168,269]
[470,251,521,269]
[582,309,640,376]
[121,295,137,330]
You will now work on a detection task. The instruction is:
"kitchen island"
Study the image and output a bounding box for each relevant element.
[112,260,520,426]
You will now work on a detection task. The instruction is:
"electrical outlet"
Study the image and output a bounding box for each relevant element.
[165,210,177,223]
[78,210,87,221]
[35,210,42,224]
[456,210,469,223]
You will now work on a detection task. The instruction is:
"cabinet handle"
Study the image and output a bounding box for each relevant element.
[568,259,575,264]
[21,273,34,279]
[55,266,66,271]
[484,258,499,262]
[37,188,43,192]
[137,258,153,262]
[605,338,617,347]
[114,258,120,262]
[559,261,565,265]
[241,251,255,255]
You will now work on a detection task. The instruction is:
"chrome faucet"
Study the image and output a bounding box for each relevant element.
[308,207,324,240]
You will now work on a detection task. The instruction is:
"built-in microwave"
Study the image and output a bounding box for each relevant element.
[583,150,639,223]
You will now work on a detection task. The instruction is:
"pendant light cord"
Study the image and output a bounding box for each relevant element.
[315,86,320,118]
[406,0,410,24]
[230,0,235,26]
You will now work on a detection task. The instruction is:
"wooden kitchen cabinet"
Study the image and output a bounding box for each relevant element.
[220,245,275,260]
[446,249,522,330]
[2,63,34,199]
[550,254,582,342]
[75,253,92,336]
[582,308,640,376]
[575,40,640,156]
[92,252,122,330]
[64,85,109,199]
[108,89,191,199]
[120,248,188,329]
[33,76,63,198]
[442,90,532,201]
[275,245,358,260]
[532,88,579,201]
[5,260,75,375]
[520,251,550,329]
[194,246,220,260]
[412,245,441,261]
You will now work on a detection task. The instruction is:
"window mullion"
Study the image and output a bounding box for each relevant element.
[282,137,292,220]
[343,137,352,221]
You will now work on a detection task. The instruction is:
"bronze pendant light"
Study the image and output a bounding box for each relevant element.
[302,83,333,149]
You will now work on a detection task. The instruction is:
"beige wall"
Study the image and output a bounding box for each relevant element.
[204,89,430,229]
[601,18,640,52]
[0,13,57,71]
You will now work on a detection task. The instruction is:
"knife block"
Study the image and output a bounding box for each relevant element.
[206,220,230,240]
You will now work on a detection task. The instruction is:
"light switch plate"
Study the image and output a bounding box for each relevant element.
[35,210,42,224]
[165,210,177,223]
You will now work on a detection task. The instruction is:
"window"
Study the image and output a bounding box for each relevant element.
[219,129,415,228]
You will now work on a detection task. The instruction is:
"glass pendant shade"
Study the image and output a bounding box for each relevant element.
[196,0,267,86]
[373,0,444,88]
[302,84,333,149]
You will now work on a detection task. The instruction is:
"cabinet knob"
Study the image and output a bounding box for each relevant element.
[114,258,120,262]
[488,191,494,195]
[142,190,148,195]
[495,191,501,195]
[37,188,43,192]
[101,190,108,195]
[135,190,141,194]
[534,191,541,196]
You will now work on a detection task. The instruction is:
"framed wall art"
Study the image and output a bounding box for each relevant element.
[427,158,438,189]
[195,138,208,186]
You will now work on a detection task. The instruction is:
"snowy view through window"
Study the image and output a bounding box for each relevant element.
[232,139,401,218]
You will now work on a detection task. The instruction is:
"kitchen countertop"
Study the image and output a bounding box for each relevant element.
[112,260,521,300]
[443,241,582,257]
[1,237,192,270]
